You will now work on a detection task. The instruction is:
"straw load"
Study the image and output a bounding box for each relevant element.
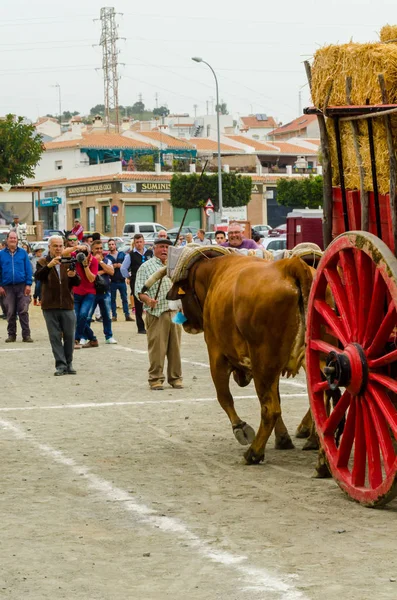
[311,25,397,194]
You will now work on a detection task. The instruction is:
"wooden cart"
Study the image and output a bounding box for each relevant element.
[304,64,397,506]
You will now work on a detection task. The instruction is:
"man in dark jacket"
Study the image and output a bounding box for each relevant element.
[120,234,153,334]
[35,235,81,376]
[0,231,33,343]
[107,238,133,322]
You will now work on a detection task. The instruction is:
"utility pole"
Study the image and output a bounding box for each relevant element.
[193,104,198,118]
[155,93,159,109]
[206,100,209,115]
[99,7,121,133]
[298,90,302,116]
[51,83,62,126]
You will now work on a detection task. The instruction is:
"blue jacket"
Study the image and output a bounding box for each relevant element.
[0,247,33,287]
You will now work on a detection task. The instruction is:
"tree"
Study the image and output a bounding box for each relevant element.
[216,102,229,115]
[0,115,44,185]
[132,101,145,113]
[153,105,170,117]
[276,176,323,209]
[170,172,252,211]
[89,104,105,116]
[62,110,80,121]
[135,154,155,171]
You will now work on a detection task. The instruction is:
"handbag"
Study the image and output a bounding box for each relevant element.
[94,274,110,293]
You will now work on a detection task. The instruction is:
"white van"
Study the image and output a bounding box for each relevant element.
[122,222,166,240]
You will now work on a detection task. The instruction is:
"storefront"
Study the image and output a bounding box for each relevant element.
[37,195,62,229]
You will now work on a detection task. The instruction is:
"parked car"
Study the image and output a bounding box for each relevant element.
[272,223,287,235]
[252,224,273,237]
[262,234,287,252]
[43,229,64,240]
[100,236,124,251]
[166,226,199,242]
[122,222,166,240]
[0,227,9,243]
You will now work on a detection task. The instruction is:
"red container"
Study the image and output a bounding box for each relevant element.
[287,209,324,250]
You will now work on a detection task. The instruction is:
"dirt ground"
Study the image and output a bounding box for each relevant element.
[0,306,397,600]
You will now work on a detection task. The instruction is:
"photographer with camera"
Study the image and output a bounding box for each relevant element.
[35,235,81,375]
[87,239,117,345]
[72,243,99,349]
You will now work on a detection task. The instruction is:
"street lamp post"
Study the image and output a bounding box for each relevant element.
[192,57,223,221]
[51,83,62,126]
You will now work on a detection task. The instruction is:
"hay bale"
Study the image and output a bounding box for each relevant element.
[311,36,397,194]
[380,24,397,43]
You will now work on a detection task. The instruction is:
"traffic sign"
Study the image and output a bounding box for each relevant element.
[205,198,214,209]
[205,207,214,217]
[111,205,119,214]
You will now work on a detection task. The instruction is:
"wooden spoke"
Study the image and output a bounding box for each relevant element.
[336,398,356,468]
[338,250,359,340]
[366,381,397,437]
[309,339,340,355]
[368,348,397,369]
[369,372,397,397]
[352,397,366,487]
[323,390,351,436]
[324,267,352,339]
[313,299,349,347]
[362,400,383,489]
[366,300,397,356]
[363,270,387,348]
[366,393,396,473]
[313,380,330,393]
[355,249,374,342]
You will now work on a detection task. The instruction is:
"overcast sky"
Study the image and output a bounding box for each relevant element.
[0,0,395,126]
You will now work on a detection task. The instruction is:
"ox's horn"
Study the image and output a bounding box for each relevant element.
[142,266,167,292]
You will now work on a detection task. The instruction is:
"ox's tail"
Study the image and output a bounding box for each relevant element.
[281,257,313,377]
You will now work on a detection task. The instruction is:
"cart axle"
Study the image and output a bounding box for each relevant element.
[324,343,368,396]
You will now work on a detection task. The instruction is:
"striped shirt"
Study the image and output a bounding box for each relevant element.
[135,257,172,317]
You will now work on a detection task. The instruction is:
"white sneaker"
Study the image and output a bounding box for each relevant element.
[80,338,87,345]
[106,337,118,344]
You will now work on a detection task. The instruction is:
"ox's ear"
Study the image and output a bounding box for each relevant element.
[167,281,187,301]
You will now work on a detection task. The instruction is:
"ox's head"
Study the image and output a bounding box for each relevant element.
[167,276,204,334]
[142,265,204,334]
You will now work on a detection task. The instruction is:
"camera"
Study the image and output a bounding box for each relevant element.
[60,257,77,270]
[75,251,87,264]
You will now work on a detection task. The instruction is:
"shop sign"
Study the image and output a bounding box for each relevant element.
[137,182,171,193]
[66,182,118,197]
[251,183,264,194]
[39,197,62,207]
[222,206,248,221]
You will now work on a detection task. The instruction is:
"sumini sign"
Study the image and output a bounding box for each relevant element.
[66,182,117,197]
[121,182,171,194]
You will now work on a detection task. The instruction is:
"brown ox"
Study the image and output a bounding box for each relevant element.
[164,252,313,464]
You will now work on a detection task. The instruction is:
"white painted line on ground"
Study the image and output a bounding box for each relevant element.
[114,344,308,388]
[0,347,48,353]
[0,417,308,600]
[0,393,309,413]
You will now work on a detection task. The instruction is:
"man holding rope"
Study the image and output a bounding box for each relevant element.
[135,238,183,391]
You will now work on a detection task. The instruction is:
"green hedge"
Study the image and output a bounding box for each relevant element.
[170,172,252,210]
[276,176,323,209]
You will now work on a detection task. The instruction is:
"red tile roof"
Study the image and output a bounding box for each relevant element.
[44,133,155,151]
[34,172,173,188]
[225,135,279,152]
[268,114,318,137]
[240,115,277,129]
[185,138,244,153]
[136,131,193,149]
[270,141,318,155]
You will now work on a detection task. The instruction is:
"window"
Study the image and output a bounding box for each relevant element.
[87,207,95,231]
[73,208,81,221]
[55,160,63,171]
[103,205,111,233]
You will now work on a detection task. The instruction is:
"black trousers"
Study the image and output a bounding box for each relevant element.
[43,309,76,369]
[133,294,145,332]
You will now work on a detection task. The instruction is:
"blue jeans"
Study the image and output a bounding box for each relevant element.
[89,292,113,340]
[74,293,96,341]
[33,279,41,300]
[110,281,129,317]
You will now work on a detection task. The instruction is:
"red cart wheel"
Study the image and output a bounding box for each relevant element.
[306,231,397,506]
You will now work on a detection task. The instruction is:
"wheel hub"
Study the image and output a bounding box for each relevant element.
[323,343,368,395]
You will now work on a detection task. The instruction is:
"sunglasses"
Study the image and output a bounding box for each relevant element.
[68,237,77,241]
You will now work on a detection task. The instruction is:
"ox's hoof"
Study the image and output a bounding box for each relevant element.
[244,447,264,464]
[233,422,255,446]
[302,437,319,451]
[313,463,332,478]
[275,434,295,450]
[295,426,310,439]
